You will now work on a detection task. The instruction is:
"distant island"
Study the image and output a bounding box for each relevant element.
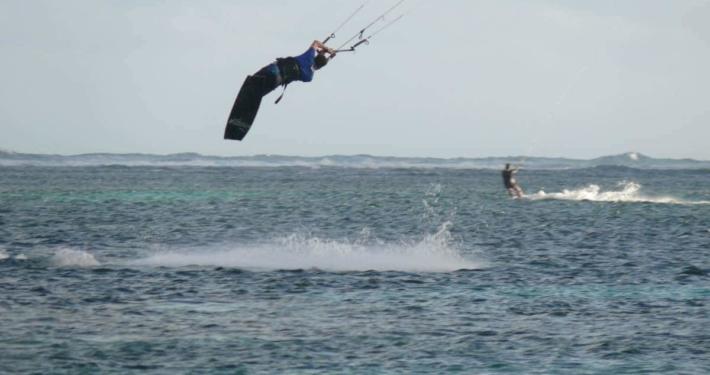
[0,150,708,169]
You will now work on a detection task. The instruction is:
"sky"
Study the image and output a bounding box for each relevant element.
[1,0,709,159]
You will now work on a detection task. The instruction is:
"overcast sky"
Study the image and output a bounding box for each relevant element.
[1,0,709,159]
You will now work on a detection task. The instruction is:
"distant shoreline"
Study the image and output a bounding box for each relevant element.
[1,151,708,170]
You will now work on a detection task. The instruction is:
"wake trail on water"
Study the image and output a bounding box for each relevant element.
[525,182,710,205]
[5,183,482,272]
[132,223,482,272]
[5,233,481,272]
[133,183,479,272]
[51,248,101,267]
[0,248,101,267]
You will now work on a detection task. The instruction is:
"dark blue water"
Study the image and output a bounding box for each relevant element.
[1,166,708,374]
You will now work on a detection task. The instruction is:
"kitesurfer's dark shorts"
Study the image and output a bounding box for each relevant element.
[253,63,282,94]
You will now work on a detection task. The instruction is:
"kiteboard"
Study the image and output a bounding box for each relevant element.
[224,74,272,141]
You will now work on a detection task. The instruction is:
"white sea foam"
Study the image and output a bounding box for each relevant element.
[526,182,708,204]
[133,223,481,272]
[51,248,100,267]
[0,248,8,261]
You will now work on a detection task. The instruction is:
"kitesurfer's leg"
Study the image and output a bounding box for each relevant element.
[252,64,281,96]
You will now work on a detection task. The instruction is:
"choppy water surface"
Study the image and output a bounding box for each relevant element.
[1,166,708,374]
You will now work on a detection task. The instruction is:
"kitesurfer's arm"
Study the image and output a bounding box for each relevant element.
[311,40,336,55]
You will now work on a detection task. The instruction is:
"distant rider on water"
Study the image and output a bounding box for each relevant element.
[502,163,524,198]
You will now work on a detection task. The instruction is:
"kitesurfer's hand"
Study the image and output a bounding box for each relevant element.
[312,40,326,51]
[312,40,335,54]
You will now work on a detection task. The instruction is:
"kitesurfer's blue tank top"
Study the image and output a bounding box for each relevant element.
[294,47,316,82]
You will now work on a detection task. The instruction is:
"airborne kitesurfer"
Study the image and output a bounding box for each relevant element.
[224,40,337,141]
[224,1,406,141]
[502,163,524,198]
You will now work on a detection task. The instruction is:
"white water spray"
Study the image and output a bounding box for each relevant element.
[527,182,707,204]
[51,248,100,267]
[132,221,480,273]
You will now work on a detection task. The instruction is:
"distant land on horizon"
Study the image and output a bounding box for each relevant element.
[0,150,708,169]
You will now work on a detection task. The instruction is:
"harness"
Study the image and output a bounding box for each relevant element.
[274,57,301,104]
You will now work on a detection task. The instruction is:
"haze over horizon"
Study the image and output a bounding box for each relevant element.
[0,147,701,162]
[3,149,709,166]
[2,1,709,160]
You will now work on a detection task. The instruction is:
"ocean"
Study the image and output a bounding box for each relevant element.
[1,154,708,374]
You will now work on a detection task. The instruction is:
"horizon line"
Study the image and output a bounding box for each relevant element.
[1,149,708,163]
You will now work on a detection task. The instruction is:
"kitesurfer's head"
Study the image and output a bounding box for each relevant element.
[505,163,510,170]
[314,53,329,70]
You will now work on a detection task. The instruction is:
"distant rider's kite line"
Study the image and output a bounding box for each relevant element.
[224,0,406,141]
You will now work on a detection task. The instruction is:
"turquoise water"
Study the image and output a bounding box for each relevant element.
[1,165,708,374]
